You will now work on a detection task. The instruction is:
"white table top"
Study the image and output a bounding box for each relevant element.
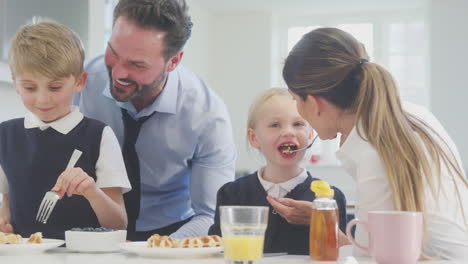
[0,246,464,264]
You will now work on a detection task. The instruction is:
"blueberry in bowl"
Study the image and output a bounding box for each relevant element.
[70,227,116,232]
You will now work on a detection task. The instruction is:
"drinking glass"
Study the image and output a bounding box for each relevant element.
[220,206,269,264]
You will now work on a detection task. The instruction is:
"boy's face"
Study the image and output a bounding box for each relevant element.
[248,95,313,168]
[14,72,86,123]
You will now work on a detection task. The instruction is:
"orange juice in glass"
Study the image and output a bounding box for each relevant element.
[220,206,268,264]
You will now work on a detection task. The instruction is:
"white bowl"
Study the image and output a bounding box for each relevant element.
[65,230,127,252]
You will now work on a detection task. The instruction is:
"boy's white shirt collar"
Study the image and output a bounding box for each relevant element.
[24,106,84,135]
[258,167,308,198]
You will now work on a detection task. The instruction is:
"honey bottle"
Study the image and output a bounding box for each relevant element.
[309,180,339,261]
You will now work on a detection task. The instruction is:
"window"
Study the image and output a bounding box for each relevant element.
[288,24,374,57]
[387,22,428,106]
[283,20,428,107]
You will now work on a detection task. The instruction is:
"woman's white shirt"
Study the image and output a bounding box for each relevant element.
[335,102,468,259]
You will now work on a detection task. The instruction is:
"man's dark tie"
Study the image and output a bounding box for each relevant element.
[121,108,155,232]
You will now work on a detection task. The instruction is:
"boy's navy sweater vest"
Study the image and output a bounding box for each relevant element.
[0,117,105,239]
[208,172,347,255]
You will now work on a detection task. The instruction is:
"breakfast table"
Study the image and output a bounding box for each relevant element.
[0,245,464,264]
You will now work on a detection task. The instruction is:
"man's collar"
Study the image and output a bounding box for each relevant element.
[102,68,179,118]
[24,106,84,135]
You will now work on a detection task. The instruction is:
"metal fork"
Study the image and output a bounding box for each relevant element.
[36,149,83,224]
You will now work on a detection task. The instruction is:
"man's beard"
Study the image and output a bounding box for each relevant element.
[107,66,167,102]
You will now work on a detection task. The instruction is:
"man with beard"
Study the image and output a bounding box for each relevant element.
[74,0,236,241]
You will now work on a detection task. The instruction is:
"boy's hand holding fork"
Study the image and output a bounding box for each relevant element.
[50,167,128,230]
[51,167,99,200]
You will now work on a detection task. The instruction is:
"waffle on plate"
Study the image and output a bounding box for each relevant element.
[147,234,222,248]
[0,232,43,244]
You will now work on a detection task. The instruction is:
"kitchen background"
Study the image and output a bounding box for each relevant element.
[0,0,467,203]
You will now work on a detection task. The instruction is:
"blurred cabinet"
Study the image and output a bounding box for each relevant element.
[1,0,89,61]
[0,0,107,83]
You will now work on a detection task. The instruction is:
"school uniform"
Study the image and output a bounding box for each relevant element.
[0,106,131,239]
[208,169,347,255]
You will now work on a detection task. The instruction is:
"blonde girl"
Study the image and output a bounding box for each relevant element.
[208,88,348,254]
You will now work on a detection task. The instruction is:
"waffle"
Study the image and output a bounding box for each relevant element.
[147,234,175,248]
[27,232,43,244]
[199,235,222,247]
[0,232,23,244]
[174,237,204,248]
[147,234,223,248]
[0,232,5,244]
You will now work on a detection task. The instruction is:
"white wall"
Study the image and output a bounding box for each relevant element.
[0,81,26,122]
[211,11,273,173]
[183,0,214,85]
[429,0,468,171]
[87,0,106,60]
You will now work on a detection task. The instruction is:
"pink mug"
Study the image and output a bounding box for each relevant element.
[346,211,422,264]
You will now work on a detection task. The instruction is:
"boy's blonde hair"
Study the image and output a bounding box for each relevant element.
[247,88,293,130]
[8,19,85,79]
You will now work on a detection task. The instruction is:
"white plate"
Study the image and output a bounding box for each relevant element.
[119,241,223,258]
[0,239,65,255]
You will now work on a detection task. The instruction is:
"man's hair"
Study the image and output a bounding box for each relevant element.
[8,18,85,79]
[114,0,193,60]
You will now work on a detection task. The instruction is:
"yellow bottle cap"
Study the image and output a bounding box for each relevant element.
[310,180,334,197]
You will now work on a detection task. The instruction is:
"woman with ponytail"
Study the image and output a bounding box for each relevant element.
[268,27,468,259]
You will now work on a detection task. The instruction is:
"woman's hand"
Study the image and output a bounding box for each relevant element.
[266,196,313,225]
[267,196,351,247]
[52,168,99,199]
[338,230,351,247]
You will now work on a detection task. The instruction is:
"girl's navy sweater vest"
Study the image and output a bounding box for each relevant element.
[208,171,347,255]
[0,117,105,239]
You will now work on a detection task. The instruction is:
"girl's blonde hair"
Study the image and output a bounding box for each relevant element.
[8,18,85,79]
[283,27,467,223]
[247,88,292,130]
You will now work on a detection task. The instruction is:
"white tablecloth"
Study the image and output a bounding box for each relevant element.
[0,246,464,264]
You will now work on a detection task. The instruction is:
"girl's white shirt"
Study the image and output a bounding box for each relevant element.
[257,167,308,199]
[335,101,468,260]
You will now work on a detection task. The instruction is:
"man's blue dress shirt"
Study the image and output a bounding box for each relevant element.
[74,55,236,238]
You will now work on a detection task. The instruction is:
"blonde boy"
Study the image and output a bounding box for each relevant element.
[0,20,131,239]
